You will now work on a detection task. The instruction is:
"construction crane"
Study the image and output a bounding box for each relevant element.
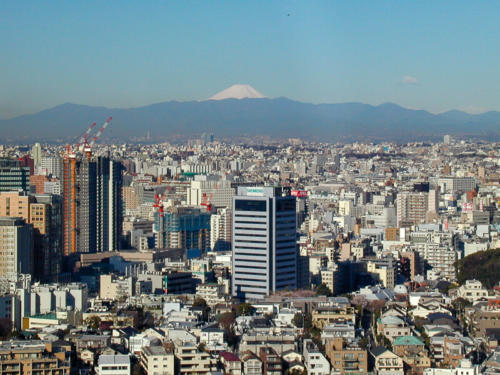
[201,193,213,212]
[75,122,97,151]
[153,193,166,249]
[64,117,112,159]
[89,117,112,147]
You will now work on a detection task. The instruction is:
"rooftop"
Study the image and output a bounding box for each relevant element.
[393,336,424,347]
[98,354,130,366]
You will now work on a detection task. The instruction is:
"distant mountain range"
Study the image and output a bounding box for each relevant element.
[1,92,500,143]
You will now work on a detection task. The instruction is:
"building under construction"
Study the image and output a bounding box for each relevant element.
[154,206,211,253]
[62,118,123,255]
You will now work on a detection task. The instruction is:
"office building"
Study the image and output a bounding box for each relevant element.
[0,159,30,192]
[0,217,33,282]
[232,186,297,300]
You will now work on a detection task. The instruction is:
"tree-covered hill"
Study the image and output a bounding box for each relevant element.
[457,248,500,288]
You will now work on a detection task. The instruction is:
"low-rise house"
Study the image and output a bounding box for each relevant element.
[240,350,262,375]
[239,331,296,356]
[410,303,452,319]
[96,354,131,375]
[370,346,404,375]
[200,327,225,351]
[80,348,95,366]
[377,316,412,343]
[220,352,242,375]
[72,334,111,352]
[259,347,282,375]
[392,336,430,375]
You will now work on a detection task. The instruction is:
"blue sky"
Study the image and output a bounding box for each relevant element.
[1,1,499,118]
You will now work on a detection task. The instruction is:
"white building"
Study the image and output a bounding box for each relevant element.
[303,339,330,375]
[187,178,234,209]
[210,208,232,251]
[456,280,488,303]
[423,359,478,375]
[96,354,131,375]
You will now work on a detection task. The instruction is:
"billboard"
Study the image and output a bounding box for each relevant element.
[291,190,308,198]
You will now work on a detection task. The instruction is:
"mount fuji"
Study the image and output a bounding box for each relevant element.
[208,84,266,100]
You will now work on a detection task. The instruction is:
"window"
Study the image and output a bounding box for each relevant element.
[235,199,266,212]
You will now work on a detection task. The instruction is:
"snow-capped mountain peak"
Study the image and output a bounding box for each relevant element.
[208,84,266,100]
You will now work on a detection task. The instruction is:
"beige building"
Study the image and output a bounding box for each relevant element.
[173,341,216,374]
[396,192,428,226]
[312,306,356,330]
[140,345,175,375]
[0,340,71,375]
[122,186,140,210]
[0,191,32,219]
[195,283,226,307]
[99,274,133,301]
[325,338,368,374]
[367,262,395,289]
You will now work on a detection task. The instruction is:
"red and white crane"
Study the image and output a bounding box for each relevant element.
[89,117,112,147]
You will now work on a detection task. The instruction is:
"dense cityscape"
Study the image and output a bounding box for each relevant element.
[0,132,498,375]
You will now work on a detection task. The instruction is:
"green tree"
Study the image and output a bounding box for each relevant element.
[85,316,101,330]
[237,303,255,316]
[358,337,369,349]
[452,297,472,312]
[193,298,211,321]
[198,342,207,352]
[315,283,332,297]
[193,298,208,308]
[293,313,304,328]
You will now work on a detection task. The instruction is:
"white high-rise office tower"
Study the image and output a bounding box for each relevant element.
[31,143,42,167]
[232,186,297,300]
